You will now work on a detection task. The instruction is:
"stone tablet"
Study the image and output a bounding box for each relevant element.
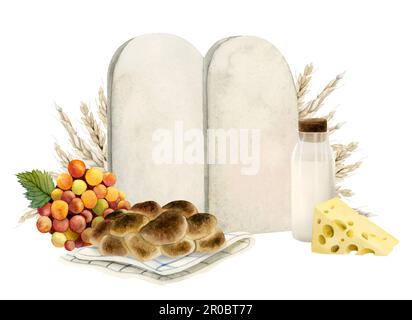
[205,36,298,233]
[108,34,205,210]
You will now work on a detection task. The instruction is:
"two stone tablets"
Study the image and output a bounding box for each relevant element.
[108,34,298,233]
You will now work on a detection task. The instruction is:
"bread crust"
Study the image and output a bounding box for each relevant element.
[161,238,195,258]
[140,211,187,245]
[99,235,128,256]
[186,213,217,240]
[162,200,198,218]
[110,213,149,237]
[124,234,161,261]
[90,220,112,245]
[130,201,164,221]
[195,228,226,253]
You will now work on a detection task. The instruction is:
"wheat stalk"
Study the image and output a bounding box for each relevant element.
[328,122,345,135]
[355,208,374,218]
[333,146,362,196]
[97,87,108,161]
[98,87,108,128]
[18,209,38,224]
[80,102,107,167]
[333,142,359,163]
[55,104,105,168]
[299,72,344,119]
[296,64,314,111]
[322,110,336,122]
[48,171,59,180]
[337,187,355,198]
[336,161,362,180]
[54,143,72,169]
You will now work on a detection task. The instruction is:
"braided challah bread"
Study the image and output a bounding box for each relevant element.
[89,200,226,261]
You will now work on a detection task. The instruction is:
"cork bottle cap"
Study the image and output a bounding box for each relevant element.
[299,118,327,133]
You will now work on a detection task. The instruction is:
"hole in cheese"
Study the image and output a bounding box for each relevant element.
[323,210,329,214]
[317,219,322,225]
[331,245,340,253]
[347,230,354,238]
[359,248,375,256]
[347,244,358,253]
[334,220,347,231]
[348,221,354,226]
[331,206,335,210]
[383,237,388,241]
[362,233,369,240]
[318,235,326,245]
[340,239,345,242]
[323,225,334,238]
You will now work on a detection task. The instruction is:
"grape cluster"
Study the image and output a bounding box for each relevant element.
[36,160,131,251]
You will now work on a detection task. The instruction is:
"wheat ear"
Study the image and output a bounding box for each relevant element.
[333,142,361,197]
[336,187,355,198]
[334,142,362,181]
[333,142,359,163]
[55,104,105,168]
[98,87,108,128]
[323,110,336,122]
[355,209,374,218]
[300,72,345,119]
[328,122,345,135]
[54,143,72,169]
[296,64,314,111]
[18,209,38,224]
[336,161,363,180]
[80,102,107,166]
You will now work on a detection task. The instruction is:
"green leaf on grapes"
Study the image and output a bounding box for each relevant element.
[16,170,55,209]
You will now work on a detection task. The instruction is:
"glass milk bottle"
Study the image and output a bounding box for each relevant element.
[291,118,336,242]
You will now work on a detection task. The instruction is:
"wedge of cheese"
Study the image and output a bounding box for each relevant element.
[312,198,398,256]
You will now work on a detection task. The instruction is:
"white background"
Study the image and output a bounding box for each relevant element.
[1,0,411,300]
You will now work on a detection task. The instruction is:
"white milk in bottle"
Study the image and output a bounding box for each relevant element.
[291,118,336,242]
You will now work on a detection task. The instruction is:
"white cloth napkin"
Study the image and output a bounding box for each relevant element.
[62,232,254,283]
